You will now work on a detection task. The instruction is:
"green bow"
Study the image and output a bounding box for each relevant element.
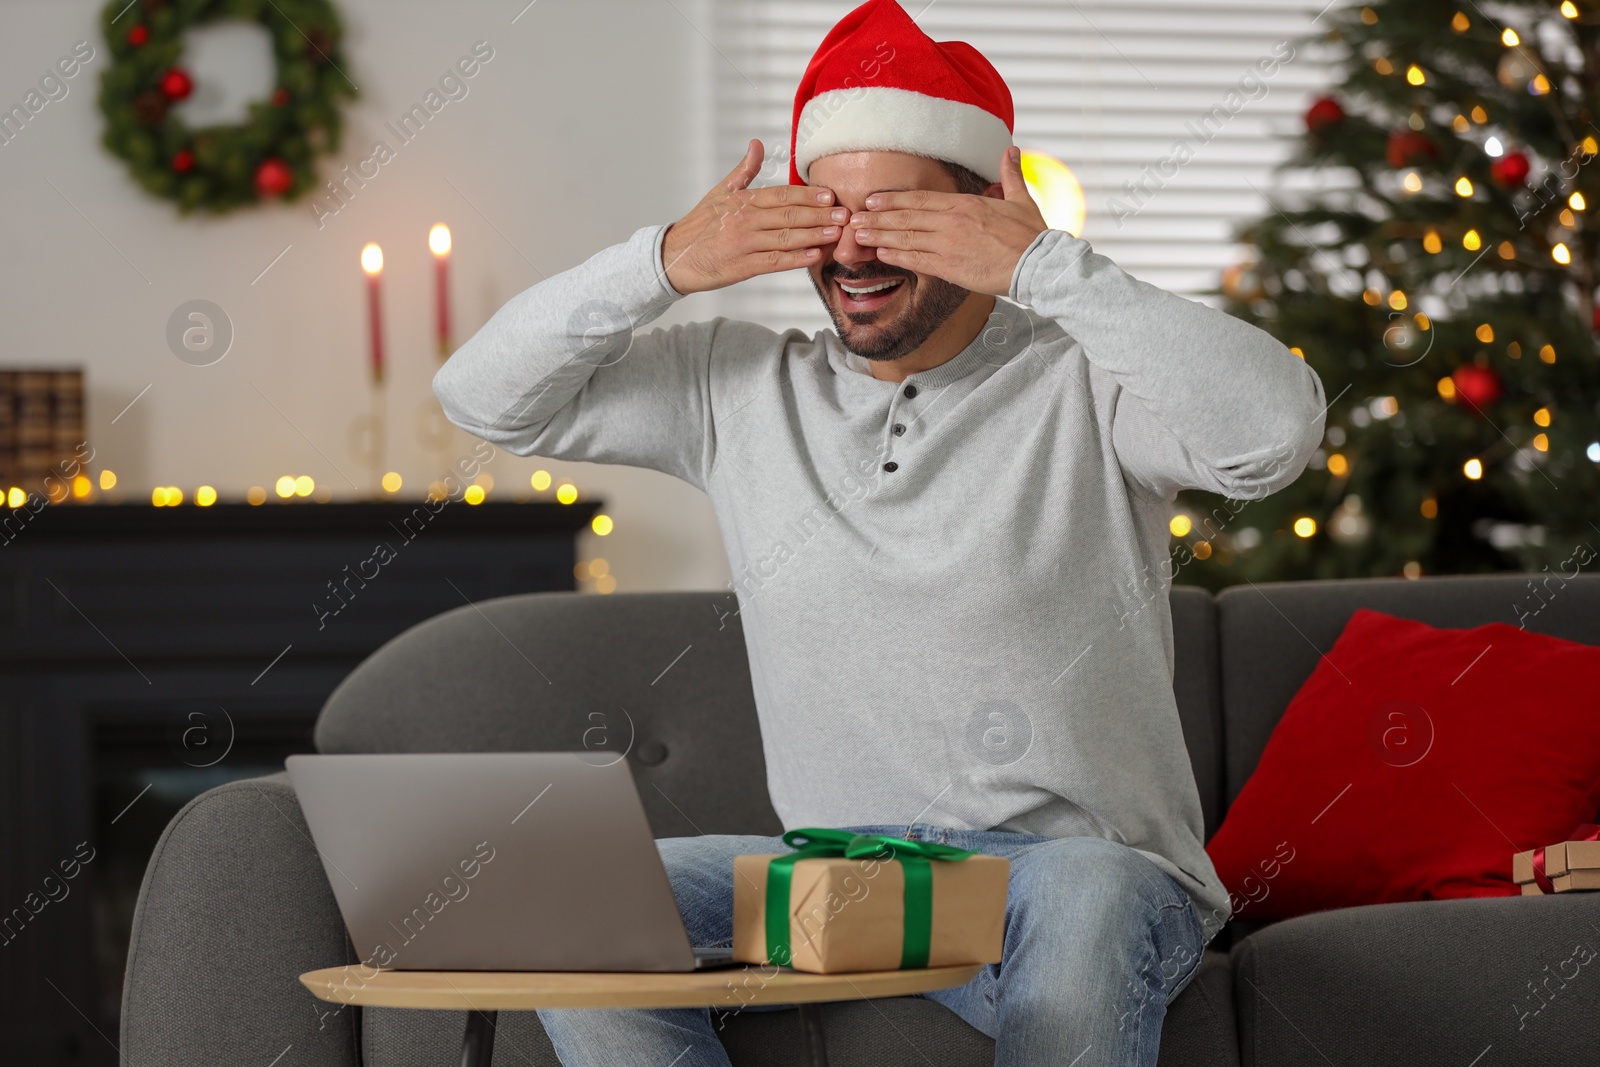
[764,828,975,969]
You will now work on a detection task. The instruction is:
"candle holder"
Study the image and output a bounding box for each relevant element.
[416,399,454,479]
[348,388,386,497]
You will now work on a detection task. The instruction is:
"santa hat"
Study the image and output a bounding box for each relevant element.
[789,0,1014,186]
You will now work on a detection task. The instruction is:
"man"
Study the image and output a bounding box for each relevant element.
[433,1,1325,1063]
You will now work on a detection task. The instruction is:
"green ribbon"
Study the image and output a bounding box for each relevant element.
[764,828,975,970]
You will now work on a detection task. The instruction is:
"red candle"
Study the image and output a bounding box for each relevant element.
[429,223,452,358]
[360,242,384,384]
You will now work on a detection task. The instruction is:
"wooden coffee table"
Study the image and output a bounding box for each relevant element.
[300,963,982,1067]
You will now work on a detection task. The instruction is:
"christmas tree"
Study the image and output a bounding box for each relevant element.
[1174,0,1600,591]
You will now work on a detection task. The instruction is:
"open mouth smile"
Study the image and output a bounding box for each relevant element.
[835,276,906,313]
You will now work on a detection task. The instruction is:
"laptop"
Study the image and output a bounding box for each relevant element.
[285,752,737,972]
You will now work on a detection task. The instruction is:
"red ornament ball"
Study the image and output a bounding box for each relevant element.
[270,87,290,107]
[1451,365,1503,409]
[127,25,149,47]
[1305,96,1345,135]
[1491,151,1531,187]
[171,149,195,173]
[253,158,293,198]
[160,68,194,101]
[1386,130,1440,169]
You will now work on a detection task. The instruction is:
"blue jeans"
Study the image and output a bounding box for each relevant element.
[539,823,1204,1067]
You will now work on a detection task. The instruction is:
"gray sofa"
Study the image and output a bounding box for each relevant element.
[120,574,1600,1066]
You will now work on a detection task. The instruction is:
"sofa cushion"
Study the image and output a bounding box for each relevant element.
[1233,894,1600,1067]
[1206,608,1600,921]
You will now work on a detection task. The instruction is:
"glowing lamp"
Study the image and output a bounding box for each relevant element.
[1019,150,1086,236]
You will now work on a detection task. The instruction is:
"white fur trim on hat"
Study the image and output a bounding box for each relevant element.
[794,86,1013,184]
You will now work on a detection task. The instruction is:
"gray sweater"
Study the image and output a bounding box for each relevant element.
[433,223,1326,938]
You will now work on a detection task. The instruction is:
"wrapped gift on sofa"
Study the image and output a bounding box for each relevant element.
[732,828,1008,974]
[1513,824,1600,895]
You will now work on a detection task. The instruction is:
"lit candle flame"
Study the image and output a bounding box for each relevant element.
[429,224,452,258]
[361,242,384,276]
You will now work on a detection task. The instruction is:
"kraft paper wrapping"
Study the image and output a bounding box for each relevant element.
[732,852,1008,974]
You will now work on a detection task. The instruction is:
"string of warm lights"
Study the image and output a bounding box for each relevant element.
[16,465,622,589]
[12,465,615,533]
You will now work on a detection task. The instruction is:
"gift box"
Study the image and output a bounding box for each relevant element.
[1513,825,1600,895]
[732,828,1008,974]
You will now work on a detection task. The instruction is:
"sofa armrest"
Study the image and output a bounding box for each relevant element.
[1234,894,1600,1067]
[121,771,361,1067]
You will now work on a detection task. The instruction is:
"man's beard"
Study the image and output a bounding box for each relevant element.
[810,264,971,362]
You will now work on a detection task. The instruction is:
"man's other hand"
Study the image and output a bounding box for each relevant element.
[662,139,848,295]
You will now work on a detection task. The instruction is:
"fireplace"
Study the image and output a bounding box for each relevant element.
[0,501,595,1064]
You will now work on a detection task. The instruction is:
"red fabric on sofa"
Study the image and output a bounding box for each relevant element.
[1205,608,1600,922]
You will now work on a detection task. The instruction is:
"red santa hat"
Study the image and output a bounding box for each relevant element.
[789,0,1014,186]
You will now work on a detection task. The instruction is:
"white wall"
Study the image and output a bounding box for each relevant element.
[0,0,735,594]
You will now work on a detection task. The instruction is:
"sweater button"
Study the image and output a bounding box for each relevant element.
[892,423,906,436]
[883,461,899,472]
[903,384,918,398]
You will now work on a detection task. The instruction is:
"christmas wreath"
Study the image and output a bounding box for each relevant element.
[98,0,356,213]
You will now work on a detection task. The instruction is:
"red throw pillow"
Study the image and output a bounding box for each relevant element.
[1205,608,1600,923]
